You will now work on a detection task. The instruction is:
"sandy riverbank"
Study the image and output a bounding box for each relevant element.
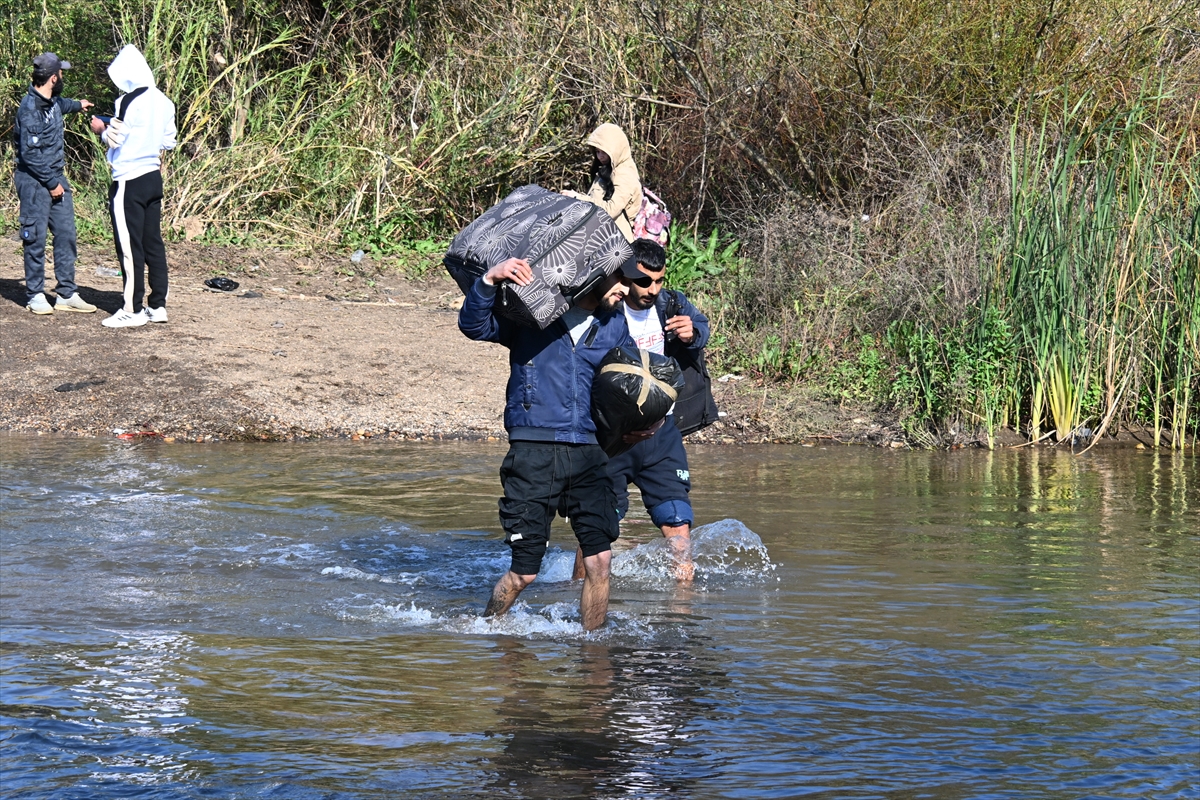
[3,239,1182,450]
[2,238,905,445]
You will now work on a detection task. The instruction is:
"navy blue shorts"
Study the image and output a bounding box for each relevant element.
[606,415,693,528]
[498,441,619,575]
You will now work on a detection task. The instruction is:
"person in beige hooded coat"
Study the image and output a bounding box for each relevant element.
[565,123,642,242]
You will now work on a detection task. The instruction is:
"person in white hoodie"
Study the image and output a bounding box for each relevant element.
[89,45,177,328]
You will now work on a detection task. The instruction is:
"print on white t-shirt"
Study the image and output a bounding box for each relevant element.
[624,305,664,354]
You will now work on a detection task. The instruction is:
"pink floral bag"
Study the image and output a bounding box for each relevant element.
[632,187,671,246]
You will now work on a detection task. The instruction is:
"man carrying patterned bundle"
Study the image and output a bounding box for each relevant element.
[459,253,648,630]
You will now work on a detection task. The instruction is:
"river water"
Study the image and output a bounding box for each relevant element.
[1,434,1197,799]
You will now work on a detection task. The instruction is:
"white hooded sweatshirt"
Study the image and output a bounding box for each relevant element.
[104,45,177,182]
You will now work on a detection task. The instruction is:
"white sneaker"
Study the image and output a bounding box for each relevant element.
[142,306,168,323]
[55,293,98,313]
[27,293,53,314]
[101,309,149,328]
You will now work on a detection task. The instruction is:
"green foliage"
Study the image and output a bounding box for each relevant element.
[966,305,1015,447]
[344,217,411,258]
[343,216,449,277]
[409,236,448,255]
[862,309,1016,445]
[995,87,1197,447]
[748,82,1196,449]
[751,335,786,375]
[665,225,740,293]
[5,0,1189,244]
[828,336,889,403]
[886,321,952,430]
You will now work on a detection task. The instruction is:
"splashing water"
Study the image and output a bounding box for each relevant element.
[613,518,775,586]
[321,565,425,585]
[327,520,774,636]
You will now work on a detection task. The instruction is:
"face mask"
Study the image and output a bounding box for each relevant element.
[51,76,64,97]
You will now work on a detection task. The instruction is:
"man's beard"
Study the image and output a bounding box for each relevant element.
[630,291,657,310]
[51,79,63,97]
[596,293,623,315]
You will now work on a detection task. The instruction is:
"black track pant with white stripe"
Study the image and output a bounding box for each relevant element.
[109,170,168,313]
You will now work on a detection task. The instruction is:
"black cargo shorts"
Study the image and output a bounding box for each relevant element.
[497,441,619,576]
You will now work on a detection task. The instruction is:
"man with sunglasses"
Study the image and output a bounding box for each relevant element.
[573,238,711,582]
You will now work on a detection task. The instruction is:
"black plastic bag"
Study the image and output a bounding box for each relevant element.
[204,277,238,292]
[444,185,632,329]
[592,346,685,457]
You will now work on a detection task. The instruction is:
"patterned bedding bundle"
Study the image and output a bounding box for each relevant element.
[444,185,633,329]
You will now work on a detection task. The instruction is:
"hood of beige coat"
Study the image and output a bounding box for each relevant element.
[587,123,632,167]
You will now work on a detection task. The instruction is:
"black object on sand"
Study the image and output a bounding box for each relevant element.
[204,277,239,292]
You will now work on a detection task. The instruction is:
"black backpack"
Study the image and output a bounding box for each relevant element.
[658,290,719,436]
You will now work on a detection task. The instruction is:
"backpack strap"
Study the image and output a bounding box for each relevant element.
[115,86,149,121]
[659,290,693,359]
[655,289,680,330]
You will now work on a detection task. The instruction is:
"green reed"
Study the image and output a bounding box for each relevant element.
[995,87,1198,448]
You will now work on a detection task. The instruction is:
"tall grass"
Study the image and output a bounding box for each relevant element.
[997,88,1198,449]
[5,0,1190,241]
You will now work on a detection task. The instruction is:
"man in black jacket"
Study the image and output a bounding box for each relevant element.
[13,52,96,315]
[573,239,712,582]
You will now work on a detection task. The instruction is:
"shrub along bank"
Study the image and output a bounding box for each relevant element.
[3,0,1196,447]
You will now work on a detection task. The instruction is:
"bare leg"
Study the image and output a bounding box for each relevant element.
[571,546,586,580]
[579,550,612,631]
[484,570,536,618]
[662,524,694,583]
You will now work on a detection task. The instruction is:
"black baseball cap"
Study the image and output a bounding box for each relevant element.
[616,254,644,280]
[33,52,71,72]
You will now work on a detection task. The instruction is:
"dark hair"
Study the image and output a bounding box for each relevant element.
[631,238,666,273]
[32,67,56,87]
[590,155,614,201]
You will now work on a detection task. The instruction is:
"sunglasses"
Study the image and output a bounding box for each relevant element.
[628,274,659,288]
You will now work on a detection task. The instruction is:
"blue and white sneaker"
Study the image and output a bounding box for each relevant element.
[27,293,53,315]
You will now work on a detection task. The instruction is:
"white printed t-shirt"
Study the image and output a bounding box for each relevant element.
[624,304,673,415]
[624,305,664,354]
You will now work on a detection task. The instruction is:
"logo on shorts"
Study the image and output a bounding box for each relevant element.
[677,469,689,481]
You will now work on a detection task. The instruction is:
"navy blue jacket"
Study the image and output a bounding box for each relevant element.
[13,87,82,191]
[459,278,635,444]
